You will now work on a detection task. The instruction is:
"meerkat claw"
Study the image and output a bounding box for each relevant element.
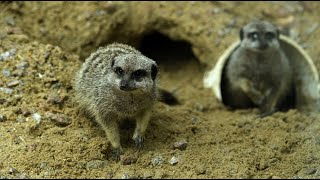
[110,147,122,161]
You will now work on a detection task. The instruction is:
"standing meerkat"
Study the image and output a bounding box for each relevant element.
[74,43,178,160]
[222,21,293,117]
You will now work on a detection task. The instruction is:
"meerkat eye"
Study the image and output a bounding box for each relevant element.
[265,32,275,40]
[248,32,258,41]
[114,67,124,76]
[132,69,147,80]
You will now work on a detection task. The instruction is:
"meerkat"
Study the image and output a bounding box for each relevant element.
[221,21,293,117]
[74,43,178,161]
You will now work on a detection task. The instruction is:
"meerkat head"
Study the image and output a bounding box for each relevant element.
[239,21,280,52]
[110,53,158,93]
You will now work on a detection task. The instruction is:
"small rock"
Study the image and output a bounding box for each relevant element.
[32,113,41,124]
[210,7,221,14]
[143,171,154,178]
[12,69,25,77]
[9,167,18,174]
[194,103,204,112]
[20,107,31,116]
[303,168,317,175]
[120,155,137,165]
[172,140,188,150]
[169,156,179,165]
[46,113,71,127]
[2,69,11,77]
[86,160,107,170]
[47,94,67,106]
[5,16,15,26]
[15,61,29,69]
[6,27,22,35]
[0,87,13,94]
[151,156,164,166]
[195,164,206,175]
[14,173,29,179]
[0,49,16,61]
[7,80,20,87]
[0,115,7,122]
[121,173,130,179]
[191,117,198,124]
[38,162,47,170]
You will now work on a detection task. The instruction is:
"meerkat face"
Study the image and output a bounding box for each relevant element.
[240,21,280,52]
[110,53,158,93]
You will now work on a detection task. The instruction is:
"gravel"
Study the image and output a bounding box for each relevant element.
[151,155,164,166]
[172,140,188,150]
[86,160,107,170]
[169,156,179,165]
[0,49,16,61]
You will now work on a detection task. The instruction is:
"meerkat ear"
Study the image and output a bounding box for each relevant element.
[151,64,158,81]
[240,28,244,40]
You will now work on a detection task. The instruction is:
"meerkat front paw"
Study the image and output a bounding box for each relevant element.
[132,133,144,149]
[259,108,276,118]
[109,147,123,162]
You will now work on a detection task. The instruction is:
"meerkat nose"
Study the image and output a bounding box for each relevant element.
[120,80,131,91]
[258,42,268,50]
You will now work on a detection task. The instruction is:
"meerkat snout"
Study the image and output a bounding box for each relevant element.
[111,53,158,92]
[240,21,280,52]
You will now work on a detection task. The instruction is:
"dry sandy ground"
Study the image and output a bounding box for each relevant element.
[0,1,320,178]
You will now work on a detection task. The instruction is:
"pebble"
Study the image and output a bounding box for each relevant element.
[195,164,206,175]
[7,80,20,87]
[86,160,107,170]
[0,49,16,61]
[172,140,188,150]
[120,155,137,165]
[0,87,13,94]
[5,16,16,26]
[2,70,11,77]
[47,94,67,106]
[151,156,164,166]
[32,113,41,124]
[169,156,179,165]
[121,173,130,179]
[0,115,7,122]
[46,112,71,127]
[9,167,18,174]
[21,107,31,116]
[143,171,154,178]
[15,61,29,69]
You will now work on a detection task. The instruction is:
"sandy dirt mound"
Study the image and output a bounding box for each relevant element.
[1,1,320,178]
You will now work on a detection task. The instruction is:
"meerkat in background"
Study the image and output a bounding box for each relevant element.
[74,43,178,161]
[222,21,293,117]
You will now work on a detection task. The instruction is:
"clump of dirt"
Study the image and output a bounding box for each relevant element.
[1,1,320,179]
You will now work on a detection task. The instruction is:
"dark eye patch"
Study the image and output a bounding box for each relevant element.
[265,32,275,40]
[132,69,147,80]
[114,67,124,76]
[248,32,258,40]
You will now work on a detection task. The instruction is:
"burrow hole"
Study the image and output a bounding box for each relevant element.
[137,31,204,94]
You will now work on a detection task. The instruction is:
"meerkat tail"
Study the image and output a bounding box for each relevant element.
[158,88,179,105]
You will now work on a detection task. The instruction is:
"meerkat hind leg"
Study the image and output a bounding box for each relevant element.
[132,110,151,149]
